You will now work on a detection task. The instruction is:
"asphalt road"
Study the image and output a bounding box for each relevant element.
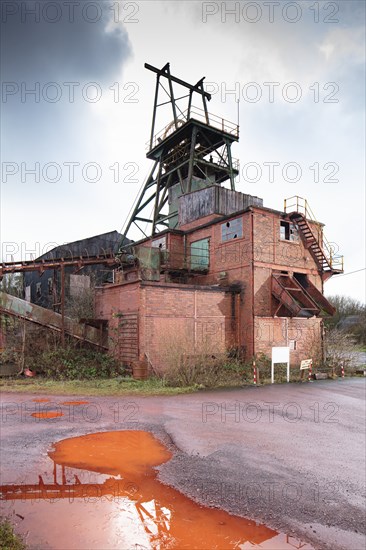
[1,378,365,550]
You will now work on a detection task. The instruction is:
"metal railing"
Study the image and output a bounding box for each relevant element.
[284,195,344,271]
[185,106,239,137]
[147,107,239,150]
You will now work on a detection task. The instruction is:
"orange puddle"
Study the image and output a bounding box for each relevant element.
[0,431,314,549]
[49,431,171,478]
[60,401,89,406]
[31,411,64,419]
[32,398,50,403]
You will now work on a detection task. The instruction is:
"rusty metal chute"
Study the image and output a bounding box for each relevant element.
[0,291,107,349]
[271,273,335,318]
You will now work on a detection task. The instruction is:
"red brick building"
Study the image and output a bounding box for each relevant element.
[95,189,342,374]
[0,65,343,375]
[94,63,343,376]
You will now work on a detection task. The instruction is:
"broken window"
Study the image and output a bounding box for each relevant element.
[47,278,53,295]
[151,236,167,250]
[222,218,243,242]
[280,221,299,242]
[36,282,42,298]
[152,236,168,264]
[190,238,209,270]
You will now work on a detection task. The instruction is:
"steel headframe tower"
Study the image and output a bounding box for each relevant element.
[123,62,239,241]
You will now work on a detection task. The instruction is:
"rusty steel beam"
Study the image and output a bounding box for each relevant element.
[0,292,107,348]
[144,62,211,100]
[0,254,120,277]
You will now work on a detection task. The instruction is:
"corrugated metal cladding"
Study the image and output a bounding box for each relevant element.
[23,231,126,309]
[178,186,263,226]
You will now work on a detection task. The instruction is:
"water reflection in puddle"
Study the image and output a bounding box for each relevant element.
[0,430,314,549]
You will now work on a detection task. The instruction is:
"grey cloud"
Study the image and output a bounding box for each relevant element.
[1,1,132,82]
[1,1,133,160]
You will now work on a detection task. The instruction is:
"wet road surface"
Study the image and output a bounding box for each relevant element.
[1,378,365,549]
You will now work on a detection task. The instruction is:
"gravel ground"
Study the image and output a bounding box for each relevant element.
[1,378,365,550]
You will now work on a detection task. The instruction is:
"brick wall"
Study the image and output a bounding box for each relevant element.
[254,316,322,367]
[94,206,327,371]
[141,283,237,372]
[95,281,238,371]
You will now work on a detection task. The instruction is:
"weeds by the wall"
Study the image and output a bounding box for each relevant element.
[154,327,234,387]
[28,348,126,380]
[0,313,126,380]
[0,519,25,550]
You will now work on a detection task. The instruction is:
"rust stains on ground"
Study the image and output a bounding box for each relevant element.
[60,401,90,406]
[31,398,51,403]
[31,411,64,419]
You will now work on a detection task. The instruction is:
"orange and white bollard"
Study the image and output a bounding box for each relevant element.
[341,362,345,379]
[308,360,313,382]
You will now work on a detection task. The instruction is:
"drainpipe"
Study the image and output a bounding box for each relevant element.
[183,234,187,270]
[194,290,197,351]
[285,317,289,346]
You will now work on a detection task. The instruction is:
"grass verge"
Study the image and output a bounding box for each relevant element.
[0,377,198,396]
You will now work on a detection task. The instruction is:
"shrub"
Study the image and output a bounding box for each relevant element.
[27,348,127,380]
[324,328,359,373]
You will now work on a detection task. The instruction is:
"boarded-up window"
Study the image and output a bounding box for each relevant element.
[221,218,243,242]
[190,238,209,270]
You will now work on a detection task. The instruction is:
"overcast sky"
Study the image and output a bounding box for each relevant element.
[1,0,365,301]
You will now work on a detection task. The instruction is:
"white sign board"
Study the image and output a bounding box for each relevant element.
[271,347,290,383]
[300,359,312,370]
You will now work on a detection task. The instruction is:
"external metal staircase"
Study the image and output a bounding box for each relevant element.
[284,196,344,279]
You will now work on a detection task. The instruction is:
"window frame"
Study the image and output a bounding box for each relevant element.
[221,217,243,243]
[280,220,299,243]
[190,237,210,271]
